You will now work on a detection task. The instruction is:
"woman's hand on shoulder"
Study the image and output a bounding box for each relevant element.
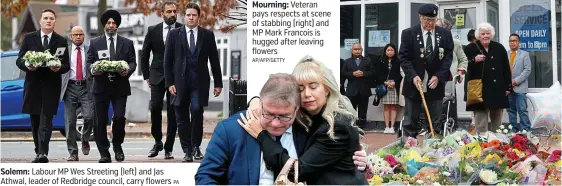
[237,109,263,138]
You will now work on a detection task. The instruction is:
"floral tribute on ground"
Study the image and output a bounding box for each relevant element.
[364,125,561,186]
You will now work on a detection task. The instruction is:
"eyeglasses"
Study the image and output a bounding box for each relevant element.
[261,103,297,122]
[421,17,437,22]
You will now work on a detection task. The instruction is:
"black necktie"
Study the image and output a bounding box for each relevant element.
[426,32,432,56]
[43,35,49,49]
[109,36,116,60]
[189,30,195,54]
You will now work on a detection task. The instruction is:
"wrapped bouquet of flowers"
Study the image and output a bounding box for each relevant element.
[22,50,61,67]
[91,60,129,73]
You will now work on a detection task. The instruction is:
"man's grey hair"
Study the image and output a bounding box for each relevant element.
[259,73,300,108]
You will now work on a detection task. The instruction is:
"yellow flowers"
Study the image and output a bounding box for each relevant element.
[368,175,383,185]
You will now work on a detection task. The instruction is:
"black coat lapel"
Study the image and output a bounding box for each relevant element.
[114,36,124,60]
[34,31,45,51]
[415,25,424,56]
[179,26,188,55]
[156,23,164,46]
[195,26,204,56]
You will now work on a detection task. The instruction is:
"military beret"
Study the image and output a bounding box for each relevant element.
[419,4,438,17]
[101,9,121,27]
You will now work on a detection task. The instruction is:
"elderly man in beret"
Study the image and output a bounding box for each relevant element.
[86,9,137,163]
[398,4,454,139]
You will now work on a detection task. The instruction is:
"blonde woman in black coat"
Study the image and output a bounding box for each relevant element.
[464,22,511,134]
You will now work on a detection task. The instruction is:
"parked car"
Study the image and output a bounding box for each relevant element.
[1,50,112,140]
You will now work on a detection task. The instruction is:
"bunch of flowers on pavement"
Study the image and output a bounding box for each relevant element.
[364,124,561,185]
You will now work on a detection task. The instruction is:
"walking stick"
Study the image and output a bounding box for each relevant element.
[416,82,436,138]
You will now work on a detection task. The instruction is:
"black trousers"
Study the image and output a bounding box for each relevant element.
[174,88,204,154]
[402,96,443,137]
[150,81,177,152]
[93,94,127,157]
[349,94,370,127]
[30,113,54,155]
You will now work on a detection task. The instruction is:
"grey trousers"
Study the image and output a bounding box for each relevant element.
[402,96,443,137]
[63,83,94,155]
[473,109,503,134]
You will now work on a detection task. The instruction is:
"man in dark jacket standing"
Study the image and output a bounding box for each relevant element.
[164,3,223,162]
[342,43,374,128]
[140,1,182,160]
[15,9,70,163]
[87,10,137,163]
[398,4,453,138]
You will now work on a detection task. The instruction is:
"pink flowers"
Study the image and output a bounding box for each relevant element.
[546,150,561,163]
[385,155,398,167]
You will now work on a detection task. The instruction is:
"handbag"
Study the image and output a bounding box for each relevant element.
[466,41,485,106]
[274,158,306,185]
[375,63,392,98]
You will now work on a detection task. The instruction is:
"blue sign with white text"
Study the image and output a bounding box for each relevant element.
[510,5,550,51]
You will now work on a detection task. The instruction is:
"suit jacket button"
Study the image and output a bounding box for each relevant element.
[492,67,495,70]
[266,166,272,170]
[493,79,497,83]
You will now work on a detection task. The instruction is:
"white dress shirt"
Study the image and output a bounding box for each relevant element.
[185,26,198,48]
[105,33,117,58]
[421,25,435,51]
[41,31,53,45]
[70,44,86,80]
[259,127,298,185]
[163,22,175,43]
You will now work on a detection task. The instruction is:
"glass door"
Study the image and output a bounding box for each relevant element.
[440,4,480,46]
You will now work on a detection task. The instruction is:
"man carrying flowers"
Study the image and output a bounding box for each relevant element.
[15,8,70,163]
[86,9,137,163]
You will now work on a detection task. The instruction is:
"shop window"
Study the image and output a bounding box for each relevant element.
[340,5,361,60]
[487,0,499,42]
[443,7,477,46]
[510,0,553,88]
[364,3,399,61]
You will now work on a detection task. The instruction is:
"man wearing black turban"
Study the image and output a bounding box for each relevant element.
[86,9,137,163]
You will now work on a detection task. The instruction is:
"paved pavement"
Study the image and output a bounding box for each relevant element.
[0,139,209,163]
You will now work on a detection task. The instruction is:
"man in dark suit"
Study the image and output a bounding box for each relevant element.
[340,58,346,94]
[15,8,70,163]
[342,43,375,128]
[195,73,367,184]
[398,4,453,138]
[60,26,93,161]
[140,1,182,160]
[164,3,223,162]
[86,10,137,163]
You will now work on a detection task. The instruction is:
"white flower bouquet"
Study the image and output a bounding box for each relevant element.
[22,50,61,67]
[91,60,129,73]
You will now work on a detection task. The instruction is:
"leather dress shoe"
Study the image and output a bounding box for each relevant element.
[31,155,40,163]
[38,154,49,163]
[67,154,79,161]
[164,151,174,159]
[99,156,112,163]
[148,143,163,158]
[193,146,203,160]
[182,154,193,162]
[113,146,125,162]
[82,141,90,155]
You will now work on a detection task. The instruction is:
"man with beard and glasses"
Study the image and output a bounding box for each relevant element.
[86,9,137,163]
[141,1,183,160]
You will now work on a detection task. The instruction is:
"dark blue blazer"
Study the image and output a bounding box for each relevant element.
[163,26,223,107]
[195,111,307,184]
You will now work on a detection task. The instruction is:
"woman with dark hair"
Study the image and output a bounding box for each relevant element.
[376,44,402,134]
